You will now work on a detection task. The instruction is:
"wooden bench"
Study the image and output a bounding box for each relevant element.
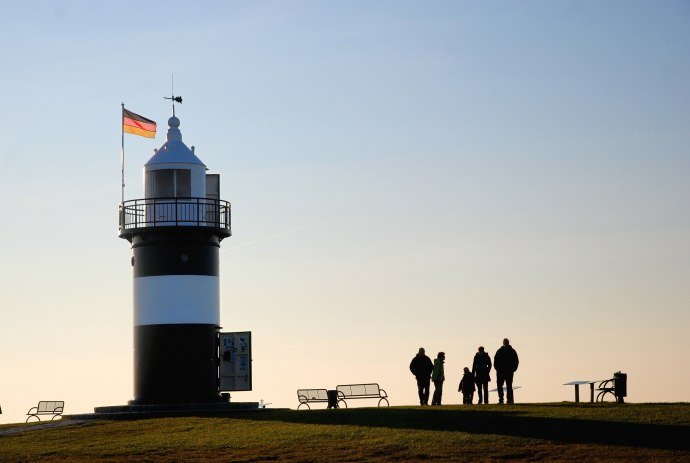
[297,389,329,410]
[26,401,64,422]
[336,383,389,407]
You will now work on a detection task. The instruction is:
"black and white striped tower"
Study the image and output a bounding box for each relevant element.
[119,114,231,405]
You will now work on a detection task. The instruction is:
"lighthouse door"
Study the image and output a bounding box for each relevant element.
[219,331,252,391]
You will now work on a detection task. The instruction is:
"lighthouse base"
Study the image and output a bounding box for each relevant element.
[64,401,267,420]
[134,324,220,404]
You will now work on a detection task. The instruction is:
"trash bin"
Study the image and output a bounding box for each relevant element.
[327,390,339,409]
[613,371,627,403]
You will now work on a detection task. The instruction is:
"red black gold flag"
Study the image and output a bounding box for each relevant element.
[123,108,157,138]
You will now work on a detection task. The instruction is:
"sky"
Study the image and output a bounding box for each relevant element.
[0,1,689,423]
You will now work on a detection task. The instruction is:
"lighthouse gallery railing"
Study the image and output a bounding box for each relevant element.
[119,198,231,232]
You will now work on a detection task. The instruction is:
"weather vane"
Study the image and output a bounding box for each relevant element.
[164,74,183,116]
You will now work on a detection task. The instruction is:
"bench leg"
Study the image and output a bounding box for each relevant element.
[597,390,616,402]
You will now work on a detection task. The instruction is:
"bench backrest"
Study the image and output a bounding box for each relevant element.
[37,401,64,413]
[337,384,381,397]
[297,389,328,402]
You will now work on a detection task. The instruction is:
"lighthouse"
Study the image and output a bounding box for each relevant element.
[118,114,231,405]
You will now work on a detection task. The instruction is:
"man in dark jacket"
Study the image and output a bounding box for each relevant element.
[409,347,434,406]
[494,338,519,404]
[472,346,492,404]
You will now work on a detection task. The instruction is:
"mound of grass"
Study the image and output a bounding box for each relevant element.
[1,403,688,462]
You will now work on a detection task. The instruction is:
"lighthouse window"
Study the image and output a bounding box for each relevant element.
[153,170,174,198]
[147,169,192,198]
[175,170,191,197]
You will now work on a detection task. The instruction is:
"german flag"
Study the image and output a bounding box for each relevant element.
[123,108,157,138]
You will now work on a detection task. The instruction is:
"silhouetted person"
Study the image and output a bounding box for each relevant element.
[494,338,519,404]
[458,367,475,405]
[409,347,434,406]
[472,346,492,404]
[431,352,445,405]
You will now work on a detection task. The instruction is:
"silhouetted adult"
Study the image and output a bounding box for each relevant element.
[409,347,434,406]
[431,352,446,405]
[472,346,492,404]
[494,338,519,404]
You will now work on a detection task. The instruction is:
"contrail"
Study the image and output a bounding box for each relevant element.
[221,226,309,253]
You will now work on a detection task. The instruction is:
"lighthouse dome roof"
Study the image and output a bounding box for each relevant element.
[145,116,205,167]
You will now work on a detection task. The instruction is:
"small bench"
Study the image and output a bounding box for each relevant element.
[336,383,389,407]
[297,389,329,410]
[26,401,64,422]
[596,379,617,402]
[596,373,627,403]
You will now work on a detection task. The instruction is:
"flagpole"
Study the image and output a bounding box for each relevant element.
[121,102,125,204]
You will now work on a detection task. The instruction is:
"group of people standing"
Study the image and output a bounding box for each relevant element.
[409,338,519,406]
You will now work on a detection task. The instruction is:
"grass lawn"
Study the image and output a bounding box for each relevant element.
[0,403,688,462]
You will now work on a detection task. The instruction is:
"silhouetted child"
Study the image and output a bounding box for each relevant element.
[458,367,476,405]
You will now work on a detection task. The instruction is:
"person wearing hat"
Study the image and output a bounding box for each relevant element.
[431,352,446,405]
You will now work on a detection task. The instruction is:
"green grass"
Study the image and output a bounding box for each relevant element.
[1,403,688,462]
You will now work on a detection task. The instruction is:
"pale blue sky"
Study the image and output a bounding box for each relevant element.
[1,1,689,422]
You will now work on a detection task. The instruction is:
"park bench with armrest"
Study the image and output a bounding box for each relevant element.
[336,383,389,407]
[26,401,64,422]
[596,372,627,403]
[297,389,329,410]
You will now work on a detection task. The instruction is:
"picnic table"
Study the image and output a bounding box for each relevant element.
[563,380,598,403]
